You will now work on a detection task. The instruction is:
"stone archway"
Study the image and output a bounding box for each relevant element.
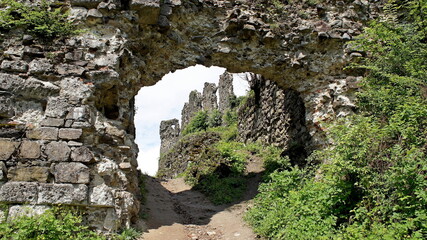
[0,0,379,231]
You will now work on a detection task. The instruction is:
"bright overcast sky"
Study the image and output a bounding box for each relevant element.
[135,65,249,176]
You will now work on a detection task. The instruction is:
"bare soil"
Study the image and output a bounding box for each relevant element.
[140,157,263,240]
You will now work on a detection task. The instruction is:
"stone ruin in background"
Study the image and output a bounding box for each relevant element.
[159,71,235,157]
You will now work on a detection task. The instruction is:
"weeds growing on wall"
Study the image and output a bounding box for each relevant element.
[0,0,79,39]
[245,0,427,238]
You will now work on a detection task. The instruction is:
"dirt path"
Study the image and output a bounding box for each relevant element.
[140,157,263,240]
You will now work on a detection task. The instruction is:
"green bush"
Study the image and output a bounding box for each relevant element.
[246,0,427,238]
[207,110,222,128]
[0,207,141,240]
[0,0,79,39]
[0,208,104,240]
[182,111,209,135]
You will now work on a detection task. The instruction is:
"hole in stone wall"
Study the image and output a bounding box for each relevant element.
[95,86,120,120]
[134,65,249,176]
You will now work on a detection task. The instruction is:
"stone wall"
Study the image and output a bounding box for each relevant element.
[0,0,381,232]
[159,119,180,155]
[238,75,311,165]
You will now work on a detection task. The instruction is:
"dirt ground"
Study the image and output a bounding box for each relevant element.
[140,157,263,240]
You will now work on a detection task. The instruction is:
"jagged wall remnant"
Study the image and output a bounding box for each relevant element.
[181,90,203,130]
[159,119,180,155]
[0,0,381,232]
[202,82,218,112]
[218,72,235,113]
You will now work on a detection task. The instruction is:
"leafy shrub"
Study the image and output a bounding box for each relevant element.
[182,111,209,135]
[246,0,427,238]
[0,0,79,39]
[0,207,141,240]
[0,208,104,240]
[207,109,222,128]
[223,110,238,127]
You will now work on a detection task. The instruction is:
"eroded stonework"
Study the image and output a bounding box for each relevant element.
[0,0,381,232]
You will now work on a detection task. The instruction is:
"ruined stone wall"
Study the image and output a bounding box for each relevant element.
[238,75,311,165]
[159,119,180,155]
[218,72,235,113]
[0,0,381,232]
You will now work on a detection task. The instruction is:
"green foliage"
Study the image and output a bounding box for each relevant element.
[115,228,141,240]
[246,0,427,239]
[182,111,209,135]
[0,0,79,39]
[260,146,291,176]
[207,109,222,128]
[223,110,238,127]
[0,208,104,240]
[0,207,141,240]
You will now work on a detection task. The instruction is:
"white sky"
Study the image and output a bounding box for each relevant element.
[135,65,249,176]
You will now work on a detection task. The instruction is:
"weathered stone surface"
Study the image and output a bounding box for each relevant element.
[218,71,235,112]
[40,118,65,127]
[19,141,41,159]
[59,128,83,140]
[87,207,119,231]
[0,74,59,100]
[53,162,90,184]
[7,205,50,221]
[66,106,89,120]
[181,90,202,129]
[1,60,28,72]
[45,141,71,161]
[90,184,114,207]
[56,64,85,76]
[159,119,180,156]
[27,127,58,140]
[238,77,311,165]
[71,146,94,162]
[0,161,6,181]
[45,97,72,118]
[38,183,87,204]
[7,167,49,182]
[28,59,53,74]
[202,82,218,111]
[0,140,18,160]
[0,182,38,203]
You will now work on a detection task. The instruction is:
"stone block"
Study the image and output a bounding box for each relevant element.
[40,118,65,127]
[56,64,85,76]
[27,127,58,140]
[7,205,50,221]
[19,141,41,159]
[71,147,94,162]
[0,140,18,160]
[45,141,71,161]
[0,161,6,181]
[89,184,114,207]
[53,162,90,184]
[38,183,88,204]
[59,128,82,140]
[87,207,119,232]
[7,167,49,182]
[45,97,72,118]
[0,182,38,203]
[0,60,28,73]
[28,59,53,74]
[68,107,89,120]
